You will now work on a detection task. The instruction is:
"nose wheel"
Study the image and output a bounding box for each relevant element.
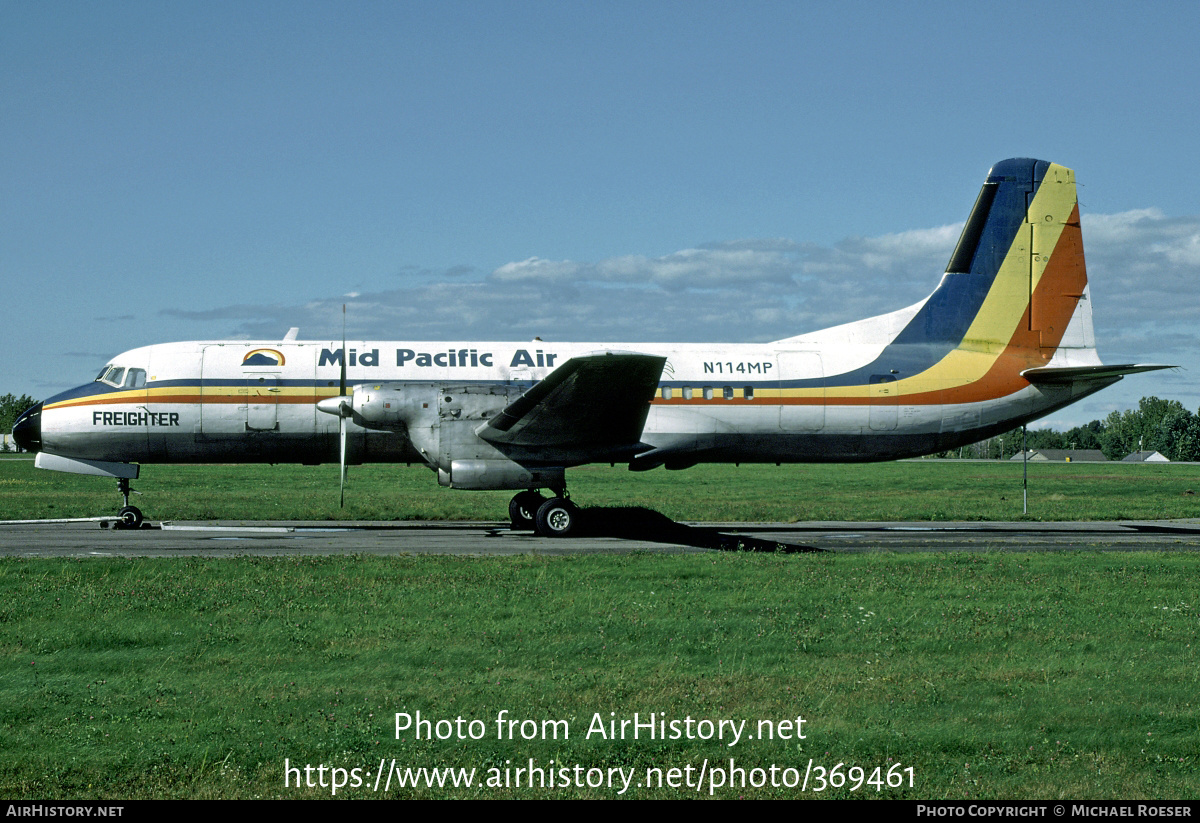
[114,478,145,529]
[117,505,144,529]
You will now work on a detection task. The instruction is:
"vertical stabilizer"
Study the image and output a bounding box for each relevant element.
[777,159,1104,391]
[906,158,1094,363]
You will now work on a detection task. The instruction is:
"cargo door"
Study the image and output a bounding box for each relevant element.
[244,374,280,431]
[778,352,824,431]
[200,345,281,437]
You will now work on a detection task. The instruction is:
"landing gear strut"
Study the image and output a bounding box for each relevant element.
[114,478,144,529]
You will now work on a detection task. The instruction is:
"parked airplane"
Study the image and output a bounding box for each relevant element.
[12,159,1168,536]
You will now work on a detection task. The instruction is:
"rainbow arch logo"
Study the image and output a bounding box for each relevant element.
[242,349,286,367]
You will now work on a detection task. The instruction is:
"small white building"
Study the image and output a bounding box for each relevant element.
[1121,450,1170,462]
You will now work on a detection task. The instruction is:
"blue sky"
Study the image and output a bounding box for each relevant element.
[4,1,1198,428]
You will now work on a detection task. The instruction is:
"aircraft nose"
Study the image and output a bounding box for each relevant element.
[12,402,42,452]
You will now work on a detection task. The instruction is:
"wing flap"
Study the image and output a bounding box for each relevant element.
[478,351,666,457]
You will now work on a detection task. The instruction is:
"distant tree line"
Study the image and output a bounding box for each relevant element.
[955,396,1200,462]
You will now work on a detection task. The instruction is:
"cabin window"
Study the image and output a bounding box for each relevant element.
[661,386,672,400]
[744,386,754,400]
[682,387,693,400]
[723,386,734,400]
[703,386,713,400]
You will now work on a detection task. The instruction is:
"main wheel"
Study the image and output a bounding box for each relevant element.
[116,505,144,530]
[535,497,578,538]
[508,491,546,530]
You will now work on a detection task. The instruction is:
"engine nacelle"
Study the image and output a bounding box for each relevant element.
[350,383,537,483]
[352,383,439,429]
[438,459,565,491]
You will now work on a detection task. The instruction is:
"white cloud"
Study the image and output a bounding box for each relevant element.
[1085,210,1200,358]
[492,257,583,283]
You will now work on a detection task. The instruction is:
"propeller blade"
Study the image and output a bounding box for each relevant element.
[339,303,347,508]
[340,304,347,397]
[339,414,346,508]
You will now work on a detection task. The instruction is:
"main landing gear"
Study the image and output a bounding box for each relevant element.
[508,489,579,538]
[114,478,144,530]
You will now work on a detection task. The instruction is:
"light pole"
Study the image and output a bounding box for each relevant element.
[1022,425,1028,515]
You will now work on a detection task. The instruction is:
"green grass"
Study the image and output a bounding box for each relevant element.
[3,460,1199,798]
[3,459,1200,522]
[1,552,1196,798]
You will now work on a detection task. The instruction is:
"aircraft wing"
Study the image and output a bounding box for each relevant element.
[477,351,666,460]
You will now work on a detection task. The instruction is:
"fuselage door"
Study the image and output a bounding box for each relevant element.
[778,352,824,431]
[245,374,281,431]
[869,374,899,431]
[200,346,281,436]
[200,346,232,437]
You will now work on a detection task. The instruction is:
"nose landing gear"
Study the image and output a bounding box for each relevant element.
[114,478,144,529]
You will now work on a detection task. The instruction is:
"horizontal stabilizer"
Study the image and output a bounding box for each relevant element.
[478,352,666,455]
[1022,364,1175,385]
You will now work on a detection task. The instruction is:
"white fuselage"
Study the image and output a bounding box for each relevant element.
[38,336,1105,472]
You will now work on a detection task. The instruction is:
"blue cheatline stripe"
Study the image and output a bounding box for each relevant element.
[41,381,131,405]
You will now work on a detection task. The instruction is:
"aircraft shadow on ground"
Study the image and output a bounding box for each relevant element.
[570,507,824,553]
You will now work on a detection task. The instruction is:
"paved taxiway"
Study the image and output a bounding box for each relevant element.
[5,516,1200,557]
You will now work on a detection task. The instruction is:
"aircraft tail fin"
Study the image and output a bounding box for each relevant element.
[907,158,1096,364]
[773,160,1160,402]
[909,159,1179,397]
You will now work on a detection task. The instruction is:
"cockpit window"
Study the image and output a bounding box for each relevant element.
[94,365,146,389]
[97,366,126,388]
